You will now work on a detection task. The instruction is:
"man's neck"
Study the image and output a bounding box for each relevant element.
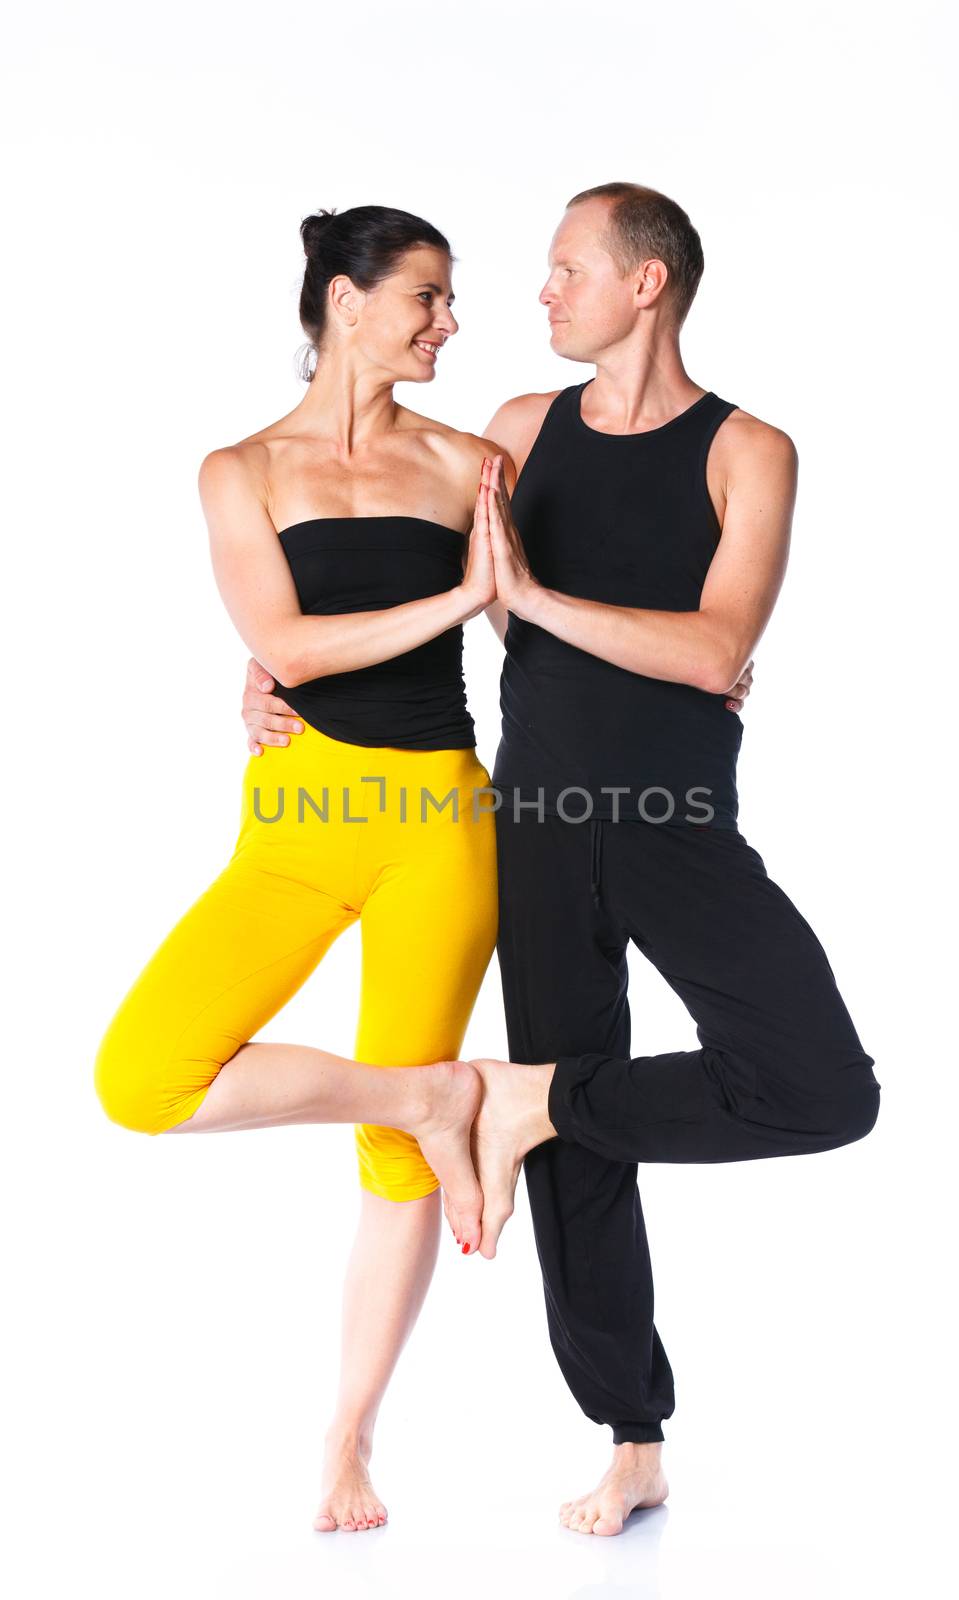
[584,340,704,434]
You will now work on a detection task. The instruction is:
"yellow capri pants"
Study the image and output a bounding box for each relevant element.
[94,723,498,1201]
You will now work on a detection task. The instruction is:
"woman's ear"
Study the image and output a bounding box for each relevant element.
[328,273,360,327]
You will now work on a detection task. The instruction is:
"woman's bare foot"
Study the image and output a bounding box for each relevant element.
[313,1430,388,1533]
[468,1058,558,1259]
[559,1442,669,1536]
[408,1060,484,1253]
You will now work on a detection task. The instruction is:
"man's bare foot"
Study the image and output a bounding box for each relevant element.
[313,1431,388,1533]
[409,1060,484,1253]
[468,1058,557,1259]
[559,1441,669,1536]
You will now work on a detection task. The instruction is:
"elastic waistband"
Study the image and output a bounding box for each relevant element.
[262,718,487,778]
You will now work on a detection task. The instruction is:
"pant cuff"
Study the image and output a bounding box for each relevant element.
[611,1422,666,1445]
[548,1053,593,1142]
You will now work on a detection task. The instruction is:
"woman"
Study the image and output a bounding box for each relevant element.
[94,204,512,1533]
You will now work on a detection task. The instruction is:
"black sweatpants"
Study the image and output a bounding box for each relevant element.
[494,812,880,1444]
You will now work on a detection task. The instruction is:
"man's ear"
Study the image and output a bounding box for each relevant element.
[634,258,669,310]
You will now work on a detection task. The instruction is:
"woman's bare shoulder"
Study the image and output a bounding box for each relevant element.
[392,403,503,488]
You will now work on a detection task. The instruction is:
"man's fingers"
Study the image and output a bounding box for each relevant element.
[242,690,300,718]
[485,477,506,538]
[246,656,275,693]
[245,726,295,747]
[492,455,510,511]
[240,707,304,741]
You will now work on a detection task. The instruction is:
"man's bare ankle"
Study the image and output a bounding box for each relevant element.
[613,1438,662,1460]
[519,1062,559,1150]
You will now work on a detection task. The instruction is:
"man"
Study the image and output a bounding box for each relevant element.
[242,183,880,1536]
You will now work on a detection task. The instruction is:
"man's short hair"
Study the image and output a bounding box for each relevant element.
[566,182,705,324]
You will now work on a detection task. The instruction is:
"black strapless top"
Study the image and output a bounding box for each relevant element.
[271,516,476,750]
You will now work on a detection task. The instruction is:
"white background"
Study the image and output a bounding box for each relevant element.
[3,2,956,1596]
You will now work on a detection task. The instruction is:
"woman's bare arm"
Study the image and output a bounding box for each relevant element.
[198,446,486,687]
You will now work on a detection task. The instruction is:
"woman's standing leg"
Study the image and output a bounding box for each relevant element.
[314,1187,441,1531]
[314,752,498,1532]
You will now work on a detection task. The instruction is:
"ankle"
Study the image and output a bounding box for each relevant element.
[407,1059,460,1133]
[613,1439,662,1465]
[517,1062,559,1151]
[324,1420,374,1460]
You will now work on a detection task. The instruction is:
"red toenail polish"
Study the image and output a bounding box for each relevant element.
[462,1242,470,1253]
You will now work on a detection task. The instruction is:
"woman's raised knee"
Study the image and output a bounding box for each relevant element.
[94,1041,162,1133]
[93,1031,206,1136]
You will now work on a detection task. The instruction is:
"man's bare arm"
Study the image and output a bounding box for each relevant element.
[478,393,559,646]
[500,417,795,695]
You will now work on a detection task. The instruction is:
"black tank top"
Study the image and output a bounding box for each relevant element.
[272,516,475,749]
[492,383,742,825]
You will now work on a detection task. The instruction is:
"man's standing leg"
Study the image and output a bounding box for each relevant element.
[495,807,675,1443]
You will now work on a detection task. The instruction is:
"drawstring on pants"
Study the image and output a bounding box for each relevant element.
[589,819,604,909]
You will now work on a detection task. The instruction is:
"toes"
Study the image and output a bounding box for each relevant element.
[592,1513,625,1536]
[479,1207,512,1259]
[443,1192,463,1243]
[313,1512,336,1533]
[445,1188,484,1253]
[456,1207,483,1255]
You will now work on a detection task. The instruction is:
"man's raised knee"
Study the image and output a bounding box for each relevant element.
[827,1084,880,1150]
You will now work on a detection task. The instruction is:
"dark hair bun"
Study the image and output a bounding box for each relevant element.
[300,209,339,261]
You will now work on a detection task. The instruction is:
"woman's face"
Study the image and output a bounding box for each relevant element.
[353,245,459,382]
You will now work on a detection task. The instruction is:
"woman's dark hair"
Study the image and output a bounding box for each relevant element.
[296,204,452,380]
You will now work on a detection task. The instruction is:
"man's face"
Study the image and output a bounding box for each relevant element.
[539,199,637,362]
